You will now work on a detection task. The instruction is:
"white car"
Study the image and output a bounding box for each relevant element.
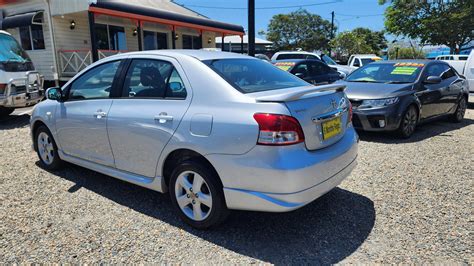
[347,54,382,71]
[271,51,352,76]
[436,55,469,61]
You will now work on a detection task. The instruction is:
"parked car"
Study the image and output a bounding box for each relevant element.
[436,54,469,74]
[0,30,43,117]
[340,60,469,138]
[347,54,382,71]
[255,53,271,62]
[463,50,474,95]
[271,51,352,76]
[31,50,358,229]
[274,59,343,85]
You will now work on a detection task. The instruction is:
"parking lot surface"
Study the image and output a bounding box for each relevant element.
[1,103,473,264]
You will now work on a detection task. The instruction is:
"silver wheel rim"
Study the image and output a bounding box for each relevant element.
[457,98,466,120]
[403,107,417,135]
[38,132,54,165]
[175,171,213,221]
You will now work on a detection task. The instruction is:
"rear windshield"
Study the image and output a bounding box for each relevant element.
[203,58,308,93]
[346,62,424,83]
[0,34,31,63]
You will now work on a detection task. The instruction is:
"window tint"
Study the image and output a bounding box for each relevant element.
[122,59,187,99]
[459,56,468,61]
[310,62,330,75]
[441,67,456,80]
[204,58,308,93]
[19,25,45,50]
[426,63,450,78]
[68,61,120,100]
[292,63,309,76]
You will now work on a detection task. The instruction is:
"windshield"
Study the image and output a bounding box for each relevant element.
[321,55,337,65]
[346,62,424,83]
[0,34,31,63]
[203,58,309,93]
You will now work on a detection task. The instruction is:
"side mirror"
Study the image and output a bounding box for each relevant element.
[168,82,183,91]
[424,76,442,84]
[295,72,306,79]
[46,87,63,101]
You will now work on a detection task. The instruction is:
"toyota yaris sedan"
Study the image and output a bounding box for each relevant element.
[30,50,358,229]
[340,60,469,138]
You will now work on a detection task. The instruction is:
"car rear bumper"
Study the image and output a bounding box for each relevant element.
[206,127,358,212]
[351,104,402,131]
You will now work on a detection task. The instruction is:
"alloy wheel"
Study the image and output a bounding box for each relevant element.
[38,132,55,165]
[403,107,417,136]
[456,98,467,121]
[174,171,213,221]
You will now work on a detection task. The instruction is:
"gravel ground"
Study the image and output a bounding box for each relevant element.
[1,103,473,264]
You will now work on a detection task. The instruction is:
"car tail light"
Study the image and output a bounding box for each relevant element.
[0,84,6,95]
[348,101,353,124]
[253,113,305,145]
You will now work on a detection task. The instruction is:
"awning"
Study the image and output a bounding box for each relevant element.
[0,10,44,30]
[89,0,244,36]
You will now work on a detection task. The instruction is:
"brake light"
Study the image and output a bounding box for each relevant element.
[348,101,353,124]
[0,84,5,95]
[253,113,305,145]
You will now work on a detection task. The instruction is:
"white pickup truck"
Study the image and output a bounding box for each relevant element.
[0,30,43,117]
[347,54,382,71]
[435,54,469,76]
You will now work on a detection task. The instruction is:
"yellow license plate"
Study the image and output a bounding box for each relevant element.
[322,116,342,140]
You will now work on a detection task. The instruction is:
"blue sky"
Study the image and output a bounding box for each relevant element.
[174,0,390,38]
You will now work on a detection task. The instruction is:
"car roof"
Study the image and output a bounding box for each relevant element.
[352,54,379,58]
[274,51,317,55]
[115,49,252,61]
[366,59,437,65]
[273,59,322,63]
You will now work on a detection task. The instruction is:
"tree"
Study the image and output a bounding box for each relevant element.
[380,0,474,54]
[329,28,387,59]
[388,46,425,59]
[265,9,333,51]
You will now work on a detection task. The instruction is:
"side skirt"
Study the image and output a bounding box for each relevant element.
[58,150,164,193]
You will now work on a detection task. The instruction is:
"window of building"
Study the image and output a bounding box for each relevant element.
[182,34,201,49]
[19,24,45,50]
[94,24,126,51]
[143,31,168,50]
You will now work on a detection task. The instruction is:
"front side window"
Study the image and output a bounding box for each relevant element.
[310,62,330,76]
[122,59,187,99]
[204,58,308,93]
[425,63,450,78]
[68,61,120,100]
[19,24,45,50]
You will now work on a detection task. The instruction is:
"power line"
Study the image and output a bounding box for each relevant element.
[177,0,342,10]
[336,13,384,18]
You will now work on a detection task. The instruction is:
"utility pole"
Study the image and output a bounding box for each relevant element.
[329,11,334,56]
[248,0,255,56]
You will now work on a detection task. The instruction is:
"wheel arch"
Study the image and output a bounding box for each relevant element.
[31,119,49,152]
[161,148,221,193]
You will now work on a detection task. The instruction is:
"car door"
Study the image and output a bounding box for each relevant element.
[440,66,463,113]
[417,63,452,118]
[106,57,191,178]
[55,60,122,166]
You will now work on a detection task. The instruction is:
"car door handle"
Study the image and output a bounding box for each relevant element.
[154,113,173,123]
[93,111,107,119]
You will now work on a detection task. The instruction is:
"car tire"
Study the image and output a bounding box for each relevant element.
[450,96,467,123]
[169,160,229,229]
[0,107,14,117]
[35,125,64,170]
[397,105,418,138]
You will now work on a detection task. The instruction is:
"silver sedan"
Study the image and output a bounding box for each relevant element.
[30,50,358,229]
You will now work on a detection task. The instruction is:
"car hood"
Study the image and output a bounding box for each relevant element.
[337,80,414,99]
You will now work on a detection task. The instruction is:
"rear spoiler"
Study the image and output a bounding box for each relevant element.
[255,84,346,102]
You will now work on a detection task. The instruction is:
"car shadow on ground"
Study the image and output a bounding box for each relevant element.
[358,117,474,144]
[0,114,30,130]
[40,162,375,264]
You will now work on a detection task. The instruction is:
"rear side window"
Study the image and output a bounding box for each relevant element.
[68,60,120,100]
[204,58,308,93]
[122,59,187,99]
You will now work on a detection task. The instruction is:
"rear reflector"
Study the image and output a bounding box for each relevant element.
[253,113,305,145]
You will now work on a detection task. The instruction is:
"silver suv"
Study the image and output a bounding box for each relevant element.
[30,50,358,229]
